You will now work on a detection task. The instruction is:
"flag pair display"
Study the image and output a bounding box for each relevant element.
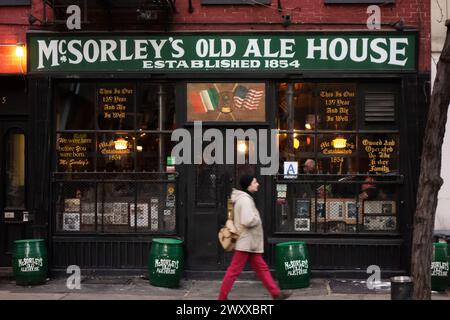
[233,85,263,110]
[190,84,263,114]
[189,88,219,114]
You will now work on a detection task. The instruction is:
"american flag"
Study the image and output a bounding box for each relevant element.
[233,85,263,110]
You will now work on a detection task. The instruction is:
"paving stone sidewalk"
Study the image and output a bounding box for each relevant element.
[0,276,448,300]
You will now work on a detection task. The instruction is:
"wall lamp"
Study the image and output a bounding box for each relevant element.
[282,15,291,27]
[15,42,25,57]
[0,42,25,57]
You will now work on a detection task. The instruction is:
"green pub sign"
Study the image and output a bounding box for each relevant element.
[28,33,416,73]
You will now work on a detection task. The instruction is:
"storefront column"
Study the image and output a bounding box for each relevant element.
[158,85,166,172]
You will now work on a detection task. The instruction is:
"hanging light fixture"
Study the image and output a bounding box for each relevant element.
[237,140,247,154]
[15,42,24,57]
[293,138,300,149]
[332,137,347,149]
[114,137,128,150]
[293,133,300,150]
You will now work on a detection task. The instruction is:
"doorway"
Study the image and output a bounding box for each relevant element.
[0,118,27,267]
[184,128,267,271]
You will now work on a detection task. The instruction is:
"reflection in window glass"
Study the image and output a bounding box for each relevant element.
[5,131,25,209]
[278,83,316,131]
[136,134,175,172]
[138,84,176,130]
[55,82,95,130]
[278,133,315,173]
[97,133,134,172]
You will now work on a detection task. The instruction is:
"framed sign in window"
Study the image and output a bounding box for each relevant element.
[187,83,266,122]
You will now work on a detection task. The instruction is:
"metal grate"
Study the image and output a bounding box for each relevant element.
[53,173,177,234]
[364,92,396,123]
[275,175,402,234]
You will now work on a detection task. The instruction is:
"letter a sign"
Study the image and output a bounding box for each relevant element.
[284,161,298,179]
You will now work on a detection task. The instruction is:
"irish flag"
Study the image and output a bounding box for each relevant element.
[189,88,219,113]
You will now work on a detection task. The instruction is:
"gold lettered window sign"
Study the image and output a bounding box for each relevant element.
[360,135,398,174]
[97,85,135,130]
[98,139,131,162]
[318,134,356,174]
[57,133,94,171]
[317,83,356,131]
[96,134,134,172]
[319,135,356,156]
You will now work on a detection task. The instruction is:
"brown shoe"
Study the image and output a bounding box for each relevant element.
[274,291,292,300]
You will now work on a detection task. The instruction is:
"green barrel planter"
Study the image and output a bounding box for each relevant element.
[275,241,310,289]
[12,239,48,286]
[431,242,449,292]
[148,238,184,288]
[447,240,450,288]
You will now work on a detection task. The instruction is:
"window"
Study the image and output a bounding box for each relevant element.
[276,81,400,234]
[54,81,177,234]
[4,129,26,209]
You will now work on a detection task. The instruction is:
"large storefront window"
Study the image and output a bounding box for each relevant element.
[54,81,177,234]
[276,81,401,234]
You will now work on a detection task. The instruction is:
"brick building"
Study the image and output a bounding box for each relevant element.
[0,0,430,278]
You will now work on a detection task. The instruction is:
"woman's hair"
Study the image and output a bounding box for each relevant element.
[239,174,255,190]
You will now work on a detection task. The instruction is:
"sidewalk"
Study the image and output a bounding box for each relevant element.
[0,276,449,300]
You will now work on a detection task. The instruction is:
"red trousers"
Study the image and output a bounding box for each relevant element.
[218,250,280,300]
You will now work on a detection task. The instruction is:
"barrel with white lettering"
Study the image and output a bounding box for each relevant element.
[275,241,310,289]
[448,242,450,287]
[431,242,449,292]
[149,238,184,288]
[12,239,48,285]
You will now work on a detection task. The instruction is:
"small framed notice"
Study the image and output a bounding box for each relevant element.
[130,203,149,228]
[63,212,80,231]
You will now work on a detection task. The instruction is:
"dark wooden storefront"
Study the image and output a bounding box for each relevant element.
[23,32,429,277]
[0,77,30,268]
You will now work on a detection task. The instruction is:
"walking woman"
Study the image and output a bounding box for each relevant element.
[218,174,291,300]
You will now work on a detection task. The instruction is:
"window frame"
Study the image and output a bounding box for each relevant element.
[274,80,402,235]
[52,80,178,235]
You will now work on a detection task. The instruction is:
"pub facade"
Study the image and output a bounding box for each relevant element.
[0,1,430,278]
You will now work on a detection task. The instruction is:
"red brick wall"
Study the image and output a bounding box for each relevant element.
[172,0,430,72]
[0,0,51,73]
[0,0,431,73]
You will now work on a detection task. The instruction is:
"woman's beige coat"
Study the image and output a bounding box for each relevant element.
[230,189,264,253]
